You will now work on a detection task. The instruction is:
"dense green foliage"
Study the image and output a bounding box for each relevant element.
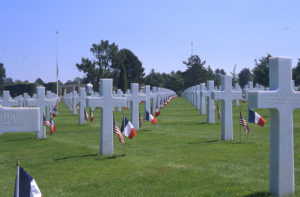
[119,48,145,87]
[238,68,253,88]
[293,59,300,86]
[4,83,37,97]
[44,82,62,95]
[0,62,6,95]
[252,54,272,87]
[1,98,300,196]
[35,78,45,85]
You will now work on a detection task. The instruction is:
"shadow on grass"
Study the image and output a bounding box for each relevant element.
[141,129,152,132]
[229,141,255,145]
[6,137,35,141]
[244,191,270,197]
[188,139,220,144]
[53,153,126,161]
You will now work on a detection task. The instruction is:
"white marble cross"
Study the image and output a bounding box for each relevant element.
[0,106,40,135]
[201,80,215,124]
[233,83,242,107]
[248,57,300,196]
[195,85,201,110]
[2,91,18,107]
[144,85,155,118]
[26,87,56,139]
[212,76,242,140]
[78,88,87,124]
[126,83,146,130]
[151,87,158,111]
[199,83,206,115]
[124,89,131,108]
[245,81,254,100]
[86,79,126,155]
[72,91,79,115]
[116,89,123,112]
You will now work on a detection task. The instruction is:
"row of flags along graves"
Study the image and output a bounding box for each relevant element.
[43,97,62,135]
[113,95,177,144]
[13,95,176,196]
[214,99,266,134]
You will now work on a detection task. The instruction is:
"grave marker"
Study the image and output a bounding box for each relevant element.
[0,106,40,135]
[212,76,242,140]
[248,57,300,196]
[27,87,56,139]
[202,80,215,123]
[86,79,126,155]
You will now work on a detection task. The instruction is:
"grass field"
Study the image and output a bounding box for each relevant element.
[1,97,300,196]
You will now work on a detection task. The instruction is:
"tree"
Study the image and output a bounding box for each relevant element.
[144,69,163,87]
[4,77,13,85]
[118,64,128,92]
[35,78,44,85]
[76,40,119,91]
[230,64,238,86]
[252,54,272,87]
[0,63,6,94]
[238,68,253,88]
[293,59,300,86]
[164,71,184,95]
[182,55,209,88]
[73,77,83,84]
[119,49,145,87]
[214,68,226,87]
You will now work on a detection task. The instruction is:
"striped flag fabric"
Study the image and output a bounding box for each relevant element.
[43,115,51,128]
[139,113,143,128]
[240,112,250,133]
[84,109,89,121]
[145,111,157,125]
[14,166,43,197]
[121,116,136,139]
[49,118,56,135]
[248,108,266,127]
[216,102,222,119]
[90,109,94,122]
[113,119,125,144]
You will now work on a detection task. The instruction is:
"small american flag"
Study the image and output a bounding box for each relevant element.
[240,112,249,133]
[43,115,51,128]
[113,119,125,144]
[84,109,89,121]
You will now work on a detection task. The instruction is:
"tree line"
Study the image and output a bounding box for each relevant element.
[1,40,300,96]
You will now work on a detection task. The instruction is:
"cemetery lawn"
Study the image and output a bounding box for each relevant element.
[2,97,300,197]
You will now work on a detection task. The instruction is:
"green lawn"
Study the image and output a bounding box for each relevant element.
[1,97,300,196]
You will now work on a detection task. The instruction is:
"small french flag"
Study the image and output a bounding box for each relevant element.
[121,116,136,139]
[14,166,43,197]
[248,108,266,127]
[145,111,157,125]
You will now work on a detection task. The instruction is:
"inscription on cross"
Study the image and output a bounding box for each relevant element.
[212,76,242,140]
[86,79,126,155]
[26,87,56,139]
[248,57,300,196]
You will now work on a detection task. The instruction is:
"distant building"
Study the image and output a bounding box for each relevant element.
[61,84,86,95]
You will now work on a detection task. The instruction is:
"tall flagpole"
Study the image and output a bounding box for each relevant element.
[56,30,59,96]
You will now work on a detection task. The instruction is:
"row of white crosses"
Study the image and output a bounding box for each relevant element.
[0,88,59,138]
[182,57,299,196]
[61,79,176,155]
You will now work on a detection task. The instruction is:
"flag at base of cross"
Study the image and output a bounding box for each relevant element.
[248,57,300,196]
[86,79,126,155]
